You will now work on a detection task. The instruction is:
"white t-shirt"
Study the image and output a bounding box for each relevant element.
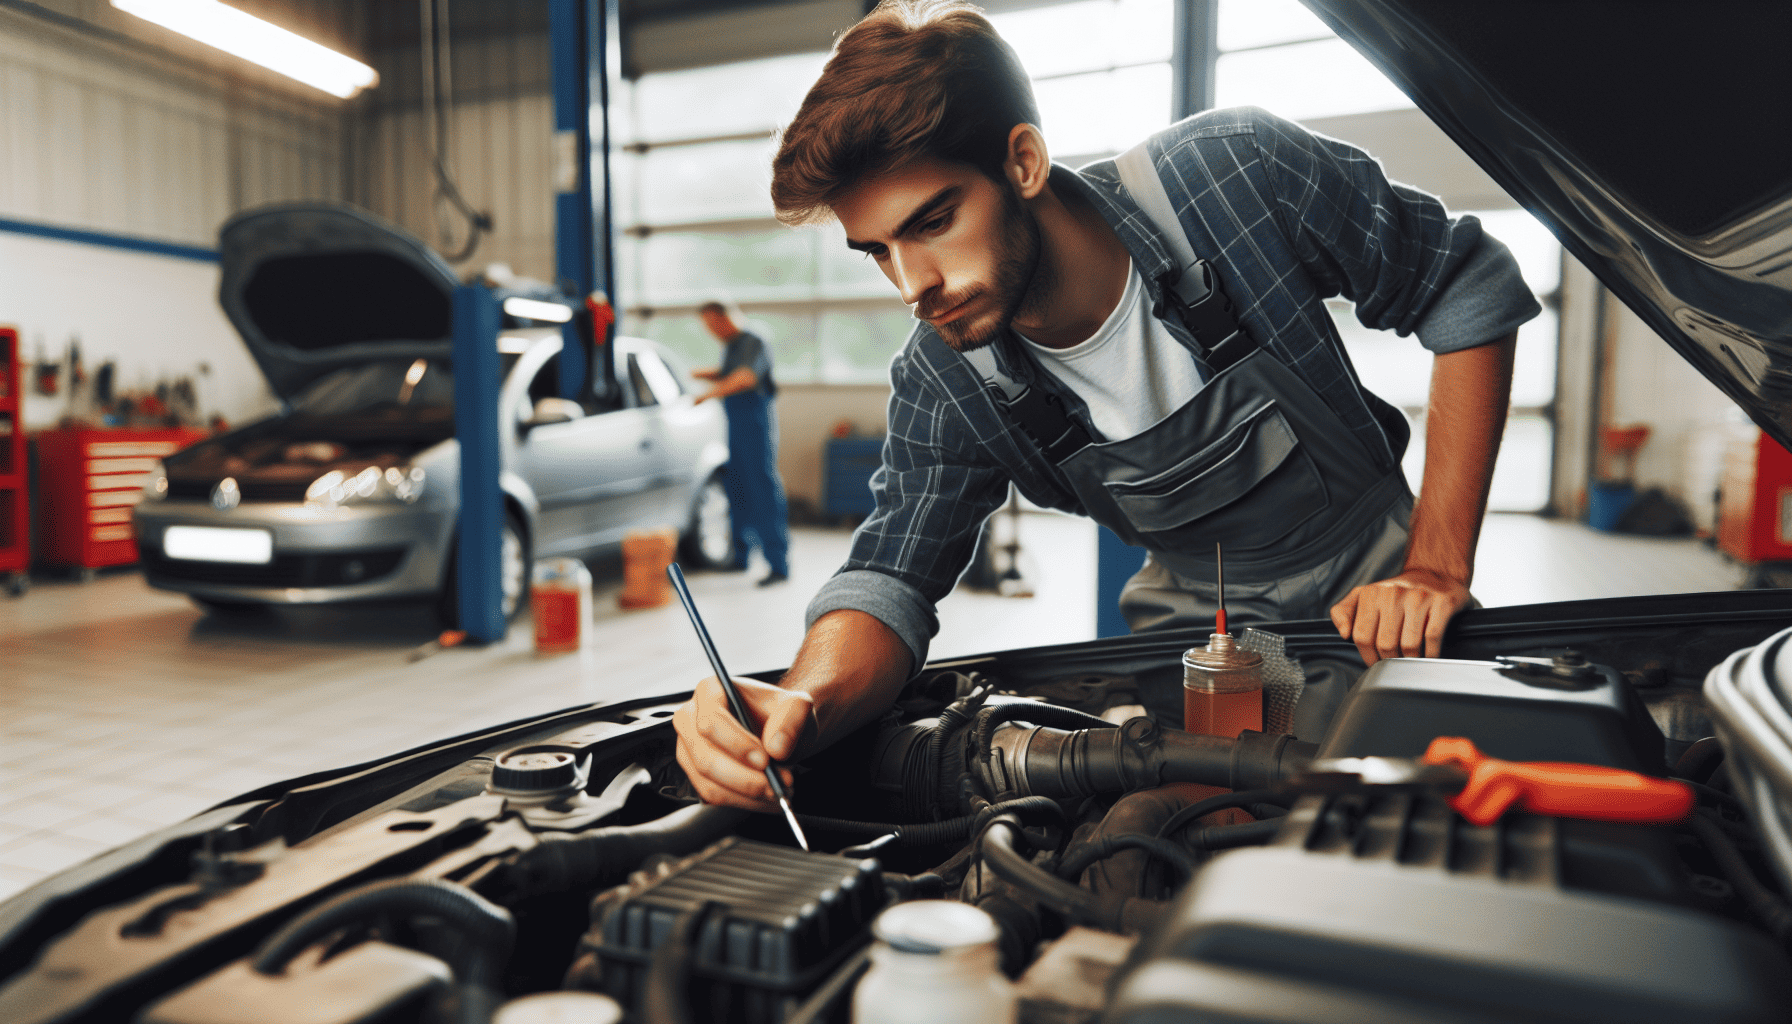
[1018,264,1205,441]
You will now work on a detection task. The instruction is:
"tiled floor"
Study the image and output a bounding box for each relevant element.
[0,513,1744,899]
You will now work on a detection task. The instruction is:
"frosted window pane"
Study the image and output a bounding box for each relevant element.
[1217,0,1332,51]
[637,310,821,384]
[633,52,828,143]
[819,307,917,383]
[816,223,903,298]
[992,0,1172,80]
[1331,301,1433,410]
[1216,39,1412,121]
[1035,63,1173,162]
[637,138,777,225]
[1488,414,1552,512]
[1512,308,1558,409]
[636,229,816,307]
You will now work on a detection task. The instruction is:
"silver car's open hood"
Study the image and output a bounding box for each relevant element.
[1306,1,1792,450]
[218,204,459,400]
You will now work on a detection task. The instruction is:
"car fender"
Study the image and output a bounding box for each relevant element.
[498,471,540,537]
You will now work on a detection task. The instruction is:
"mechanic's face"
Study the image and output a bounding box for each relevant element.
[835,156,1043,352]
[699,309,736,342]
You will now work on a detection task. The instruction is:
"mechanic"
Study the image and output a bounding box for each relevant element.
[694,300,792,587]
[674,0,1538,811]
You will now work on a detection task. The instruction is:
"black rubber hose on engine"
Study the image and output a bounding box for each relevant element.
[251,878,513,1024]
[1688,811,1792,946]
[1674,737,1725,783]
[977,816,1166,934]
[925,685,991,815]
[1154,789,1289,841]
[1055,833,1197,886]
[973,702,1116,765]
[798,795,1066,847]
[1180,818,1283,850]
[500,804,750,899]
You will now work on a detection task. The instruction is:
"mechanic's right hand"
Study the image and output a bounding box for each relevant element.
[672,675,816,812]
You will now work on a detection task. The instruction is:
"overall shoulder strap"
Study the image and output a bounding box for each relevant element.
[961,344,1090,463]
[1114,139,1257,373]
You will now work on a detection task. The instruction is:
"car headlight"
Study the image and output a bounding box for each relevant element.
[305,466,426,509]
[141,460,169,502]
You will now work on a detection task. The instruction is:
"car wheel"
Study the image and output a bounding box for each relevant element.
[680,474,735,569]
[437,512,531,628]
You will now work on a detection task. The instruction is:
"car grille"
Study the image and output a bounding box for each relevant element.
[166,479,312,502]
[142,546,408,588]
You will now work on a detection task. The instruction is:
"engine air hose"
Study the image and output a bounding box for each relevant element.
[500,804,749,898]
[799,796,1066,848]
[251,878,513,1024]
[1155,789,1288,841]
[1178,818,1282,851]
[977,816,1166,935]
[1055,833,1197,886]
[924,684,991,815]
[974,702,1115,765]
[1689,812,1792,945]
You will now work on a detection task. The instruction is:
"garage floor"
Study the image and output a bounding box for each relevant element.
[0,513,1747,898]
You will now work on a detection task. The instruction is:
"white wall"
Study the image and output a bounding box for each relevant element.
[0,4,343,427]
[0,232,276,430]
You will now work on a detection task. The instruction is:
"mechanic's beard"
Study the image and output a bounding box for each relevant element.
[928,188,1050,353]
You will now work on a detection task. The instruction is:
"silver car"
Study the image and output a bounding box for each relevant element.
[133,204,732,620]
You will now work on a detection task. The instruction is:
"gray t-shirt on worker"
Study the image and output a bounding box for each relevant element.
[720,330,777,398]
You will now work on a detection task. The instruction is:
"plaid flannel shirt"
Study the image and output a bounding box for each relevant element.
[806,107,1541,671]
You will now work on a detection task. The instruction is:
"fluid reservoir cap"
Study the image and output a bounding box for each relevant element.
[873,900,999,954]
[494,991,623,1024]
[490,748,582,794]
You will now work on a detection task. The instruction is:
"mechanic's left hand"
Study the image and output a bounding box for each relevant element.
[1329,568,1472,665]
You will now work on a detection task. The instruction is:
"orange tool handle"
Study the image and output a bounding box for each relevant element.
[1422,736,1694,827]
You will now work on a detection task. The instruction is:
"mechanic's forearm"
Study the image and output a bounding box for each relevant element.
[779,609,913,752]
[702,368,759,401]
[1406,333,1516,584]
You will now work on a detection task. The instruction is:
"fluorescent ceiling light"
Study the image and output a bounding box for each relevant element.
[112,0,378,99]
[503,297,575,323]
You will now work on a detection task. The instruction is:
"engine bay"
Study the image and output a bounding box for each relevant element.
[4,610,1792,1024]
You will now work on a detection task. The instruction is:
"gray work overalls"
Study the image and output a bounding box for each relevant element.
[968,242,1414,737]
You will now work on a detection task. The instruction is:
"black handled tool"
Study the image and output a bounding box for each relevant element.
[666,563,810,851]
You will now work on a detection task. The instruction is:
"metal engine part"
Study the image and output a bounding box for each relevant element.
[1105,790,1792,1023]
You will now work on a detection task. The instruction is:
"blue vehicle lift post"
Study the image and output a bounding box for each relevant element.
[550,0,622,404]
[454,284,507,643]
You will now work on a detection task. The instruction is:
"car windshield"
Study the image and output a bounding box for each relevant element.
[290,359,455,417]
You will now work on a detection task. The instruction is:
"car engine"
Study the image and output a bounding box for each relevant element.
[3,617,1791,1024]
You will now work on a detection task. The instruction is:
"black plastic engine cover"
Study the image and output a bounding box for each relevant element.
[1106,793,1792,1024]
[1317,657,1668,771]
[576,838,883,1024]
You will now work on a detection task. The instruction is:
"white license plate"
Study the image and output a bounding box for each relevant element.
[163,526,274,564]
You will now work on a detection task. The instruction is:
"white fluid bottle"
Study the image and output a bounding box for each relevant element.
[852,900,1017,1024]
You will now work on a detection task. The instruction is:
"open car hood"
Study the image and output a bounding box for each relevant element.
[1305,1,1792,449]
[218,204,459,401]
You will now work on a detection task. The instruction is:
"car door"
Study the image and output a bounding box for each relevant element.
[513,345,656,556]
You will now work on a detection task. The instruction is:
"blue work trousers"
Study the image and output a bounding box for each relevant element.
[722,391,790,575]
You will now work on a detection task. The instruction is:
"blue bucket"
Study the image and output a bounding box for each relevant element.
[1587,481,1637,532]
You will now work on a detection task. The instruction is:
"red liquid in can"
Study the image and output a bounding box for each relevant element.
[1183,685,1263,739]
[533,588,582,653]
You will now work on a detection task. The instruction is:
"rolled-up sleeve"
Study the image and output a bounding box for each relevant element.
[1248,108,1539,351]
[804,344,1009,673]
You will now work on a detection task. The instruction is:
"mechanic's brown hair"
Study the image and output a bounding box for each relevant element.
[770,0,1039,226]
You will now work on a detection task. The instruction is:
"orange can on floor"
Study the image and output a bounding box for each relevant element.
[532,557,592,653]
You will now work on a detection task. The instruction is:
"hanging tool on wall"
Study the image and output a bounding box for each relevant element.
[419,0,492,263]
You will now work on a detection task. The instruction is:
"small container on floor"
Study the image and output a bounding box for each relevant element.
[532,557,592,654]
[618,527,679,609]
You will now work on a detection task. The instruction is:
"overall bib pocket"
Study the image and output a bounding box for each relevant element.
[1102,402,1328,551]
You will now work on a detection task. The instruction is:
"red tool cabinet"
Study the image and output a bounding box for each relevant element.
[0,328,26,595]
[1718,425,1792,575]
[34,426,209,575]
